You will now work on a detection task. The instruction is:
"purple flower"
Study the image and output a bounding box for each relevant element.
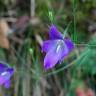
[42,24,74,70]
[0,62,14,88]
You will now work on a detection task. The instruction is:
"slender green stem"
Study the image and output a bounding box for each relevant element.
[73,0,77,43]
[63,21,72,38]
[75,43,96,47]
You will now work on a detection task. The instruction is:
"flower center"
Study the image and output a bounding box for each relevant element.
[1,71,10,80]
[1,72,8,76]
[56,40,65,53]
[56,45,61,53]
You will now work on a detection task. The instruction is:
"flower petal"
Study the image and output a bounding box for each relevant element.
[0,76,5,85]
[4,80,10,88]
[0,63,8,73]
[44,44,68,70]
[49,25,63,39]
[64,39,74,52]
[7,68,14,76]
[42,40,58,52]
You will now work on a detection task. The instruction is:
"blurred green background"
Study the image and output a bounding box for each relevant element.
[0,0,96,96]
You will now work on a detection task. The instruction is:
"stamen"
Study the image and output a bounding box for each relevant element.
[55,40,64,53]
[56,45,61,53]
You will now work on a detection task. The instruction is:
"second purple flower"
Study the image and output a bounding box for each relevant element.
[0,62,14,88]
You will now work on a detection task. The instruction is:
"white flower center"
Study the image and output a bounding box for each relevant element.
[55,40,64,53]
[1,72,8,76]
[1,71,10,80]
[56,45,61,53]
[55,39,68,54]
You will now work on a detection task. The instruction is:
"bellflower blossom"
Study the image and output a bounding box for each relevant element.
[0,62,14,88]
[42,24,74,70]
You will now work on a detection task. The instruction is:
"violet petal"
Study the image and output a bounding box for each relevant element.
[0,76,5,85]
[4,80,10,88]
[0,63,7,73]
[42,40,58,52]
[44,44,68,70]
[49,25,63,39]
[7,68,14,76]
[64,39,74,52]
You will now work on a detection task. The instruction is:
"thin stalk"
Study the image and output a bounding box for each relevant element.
[73,0,77,43]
